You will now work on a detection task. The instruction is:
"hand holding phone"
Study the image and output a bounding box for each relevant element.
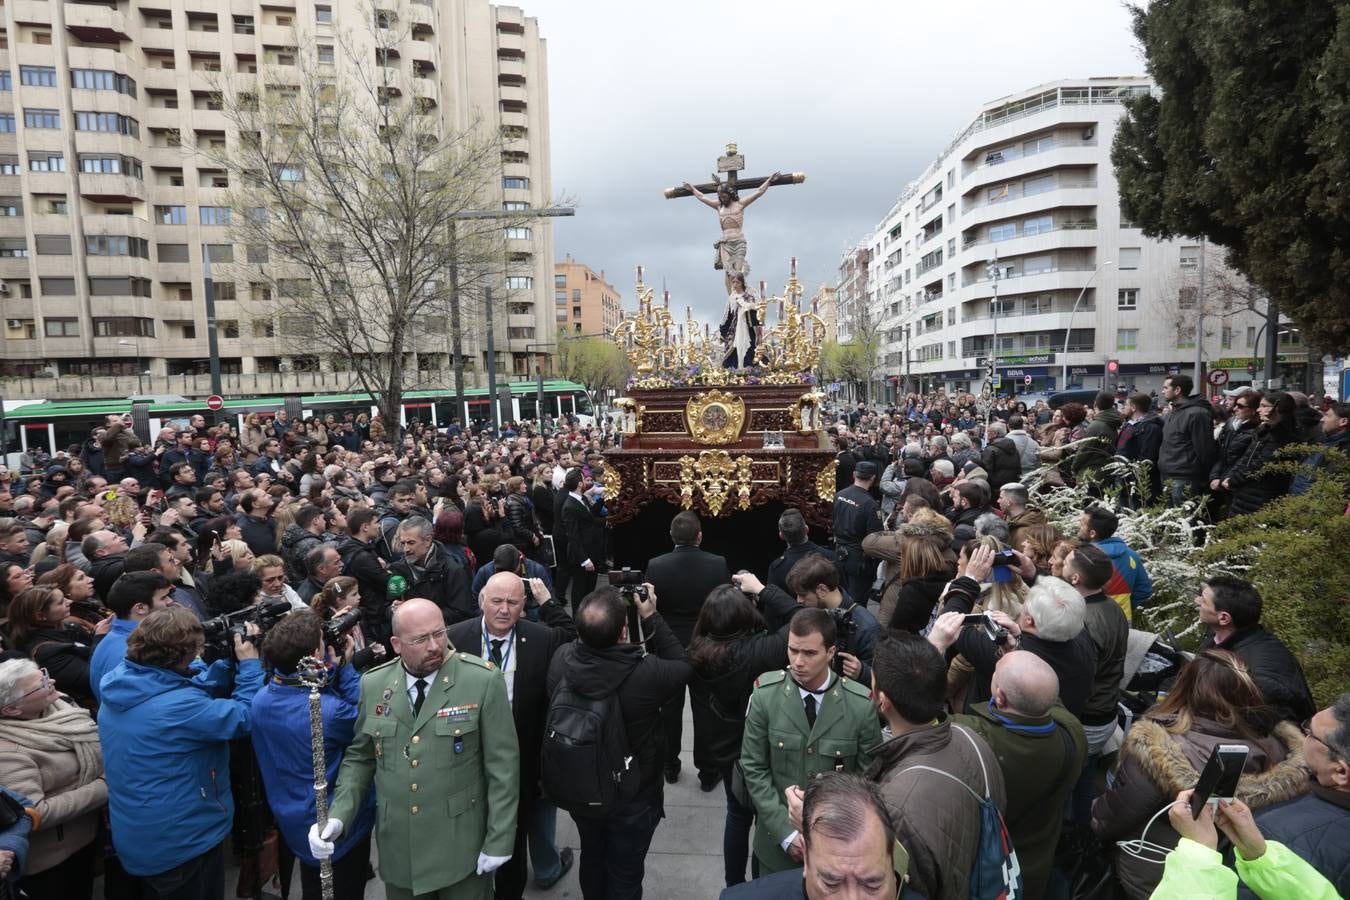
[1189,744,1249,819]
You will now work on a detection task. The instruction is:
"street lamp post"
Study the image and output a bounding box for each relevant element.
[1060,260,1114,391]
[117,339,144,396]
[985,250,1001,425]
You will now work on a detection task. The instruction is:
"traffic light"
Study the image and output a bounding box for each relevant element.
[1107,359,1120,376]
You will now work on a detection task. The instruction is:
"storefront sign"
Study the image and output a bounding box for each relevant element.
[1117,363,1182,376]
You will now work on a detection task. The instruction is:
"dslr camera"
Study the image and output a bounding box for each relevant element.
[607,568,649,646]
[825,607,858,676]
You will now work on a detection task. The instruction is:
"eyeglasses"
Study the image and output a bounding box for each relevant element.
[1302,718,1332,752]
[15,669,52,701]
[403,627,448,647]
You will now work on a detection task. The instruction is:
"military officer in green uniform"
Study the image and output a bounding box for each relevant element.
[739,607,882,875]
[310,598,520,899]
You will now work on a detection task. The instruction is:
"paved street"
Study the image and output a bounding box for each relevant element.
[203,699,730,899]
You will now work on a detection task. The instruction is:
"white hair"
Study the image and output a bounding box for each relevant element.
[974,512,1010,544]
[0,658,40,709]
[948,432,971,449]
[1022,576,1086,642]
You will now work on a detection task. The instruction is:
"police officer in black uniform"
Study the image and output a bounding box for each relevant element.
[831,460,882,602]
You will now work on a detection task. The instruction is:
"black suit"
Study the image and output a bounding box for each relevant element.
[447,601,577,900]
[560,493,606,609]
[765,540,837,595]
[646,544,730,778]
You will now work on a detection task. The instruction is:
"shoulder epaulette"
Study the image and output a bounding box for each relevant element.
[457,651,494,670]
[839,677,872,700]
[754,669,788,689]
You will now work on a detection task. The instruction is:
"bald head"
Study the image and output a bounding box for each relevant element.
[390,598,449,678]
[480,571,526,638]
[391,597,441,636]
[991,650,1060,717]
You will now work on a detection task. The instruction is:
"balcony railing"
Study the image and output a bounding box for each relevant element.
[963,220,1097,250]
[967,263,1098,286]
[963,181,1098,213]
[976,137,1098,170]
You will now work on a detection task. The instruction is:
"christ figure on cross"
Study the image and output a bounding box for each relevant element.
[683,170,781,290]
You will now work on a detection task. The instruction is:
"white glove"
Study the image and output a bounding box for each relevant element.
[476,852,511,874]
[308,817,343,860]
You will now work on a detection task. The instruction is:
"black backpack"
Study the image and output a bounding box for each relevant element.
[541,667,639,817]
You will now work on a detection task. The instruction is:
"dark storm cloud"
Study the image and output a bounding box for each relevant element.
[531,0,1142,328]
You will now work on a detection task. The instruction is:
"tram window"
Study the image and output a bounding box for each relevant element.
[517,395,537,420]
[573,393,594,415]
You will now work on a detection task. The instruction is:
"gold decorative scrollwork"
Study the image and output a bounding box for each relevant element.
[686,389,746,445]
[816,459,838,503]
[613,397,644,437]
[790,391,828,434]
[676,450,756,517]
[600,465,622,503]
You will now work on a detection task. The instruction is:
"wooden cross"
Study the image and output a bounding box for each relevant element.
[663,142,805,199]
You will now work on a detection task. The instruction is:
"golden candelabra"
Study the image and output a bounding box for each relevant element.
[614,259,827,387]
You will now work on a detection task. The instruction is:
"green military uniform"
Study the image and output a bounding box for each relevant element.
[739,668,883,874]
[329,651,520,899]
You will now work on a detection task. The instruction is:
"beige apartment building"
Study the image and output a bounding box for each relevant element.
[0,0,554,401]
[554,254,620,337]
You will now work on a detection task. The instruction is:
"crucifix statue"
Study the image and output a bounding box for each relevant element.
[665,143,805,292]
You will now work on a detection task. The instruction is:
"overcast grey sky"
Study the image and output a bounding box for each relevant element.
[527,0,1146,326]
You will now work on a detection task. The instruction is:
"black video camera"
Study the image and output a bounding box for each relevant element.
[201,597,292,656]
[322,607,362,648]
[826,607,858,676]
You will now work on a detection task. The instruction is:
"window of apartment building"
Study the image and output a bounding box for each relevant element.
[554,273,566,288]
[246,245,269,264]
[35,235,71,255]
[991,298,1016,318]
[273,165,303,182]
[947,307,956,325]
[1180,245,1199,270]
[1023,174,1055,197]
[505,227,531,240]
[199,207,232,226]
[44,318,78,337]
[94,317,155,337]
[571,288,581,301]
[316,5,334,24]
[19,67,56,87]
[71,70,137,98]
[1176,326,1195,349]
[233,15,255,34]
[556,310,567,322]
[317,46,335,65]
[1023,134,1055,156]
[86,235,150,258]
[91,278,152,298]
[205,243,232,263]
[29,153,63,172]
[0,238,27,257]
[1221,326,1232,349]
[0,115,13,134]
[502,177,530,190]
[948,273,956,291]
[1027,295,1053,314]
[555,291,566,304]
[22,108,58,129]
[986,184,1009,203]
[45,198,66,214]
[40,277,76,296]
[0,197,18,217]
[156,205,187,225]
[0,156,17,175]
[1246,325,1256,347]
[1118,247,1141,270]
[1117,288,1138,310]
[1178,286,1198,308]
[31,31,52,45]
[157,243,189,263]
[178,322,197,339]
[1023,214,1053,236]
[989,222,1016,242]
[80,156,142,178]
[1279,329,1303,347]
[1022,255,1053,275]
[75,112,139,137]
[506,276,533,290]
[0,73,10,92]
[215,282,237,301]
[252,319,275,338]
[503,201,530,211]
